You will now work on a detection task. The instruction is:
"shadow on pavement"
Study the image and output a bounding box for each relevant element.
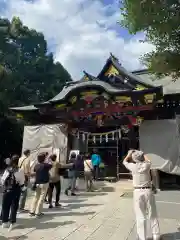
[43,203,101,212]
[17,218,75,230]
[161,231,180,239]
[0,236,28,240]
[76,192,107,198]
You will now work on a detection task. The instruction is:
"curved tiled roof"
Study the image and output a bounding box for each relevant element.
[50,80,127,102]
[133,70,180,95]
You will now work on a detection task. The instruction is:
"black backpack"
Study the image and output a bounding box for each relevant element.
[4,169,17,191]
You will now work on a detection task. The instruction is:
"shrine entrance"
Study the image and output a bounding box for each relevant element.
[87,126,139,179]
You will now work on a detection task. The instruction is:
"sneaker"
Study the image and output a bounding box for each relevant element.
[8,223,17,231]
[64,189,68,196]
[18,208,28,213]
[29,212,35,217]
[55,203,62,207]
[49,204,53,209]
[35,213,44,218]
[71,193,76,196]
[2,222,9,228]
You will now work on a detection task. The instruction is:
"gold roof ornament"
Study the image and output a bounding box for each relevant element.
[104,65,119,77]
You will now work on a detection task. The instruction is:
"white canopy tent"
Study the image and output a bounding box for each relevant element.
[22,124,68,171]
[139,118,180,175]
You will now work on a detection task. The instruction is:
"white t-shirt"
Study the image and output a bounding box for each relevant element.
[84,159,93,172]
[123,160,151,188]
[1,168,25,186]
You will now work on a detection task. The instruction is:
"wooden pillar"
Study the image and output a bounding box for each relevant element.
[128,127,136,149]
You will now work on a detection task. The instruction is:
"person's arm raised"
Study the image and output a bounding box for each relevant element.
[124,150,133,162]
[144,154,151,162]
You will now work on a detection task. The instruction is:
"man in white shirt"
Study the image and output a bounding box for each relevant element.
[123,150,160,240]
[18,149,31,211]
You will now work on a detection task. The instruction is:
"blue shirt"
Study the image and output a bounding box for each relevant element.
[91,154,101,166]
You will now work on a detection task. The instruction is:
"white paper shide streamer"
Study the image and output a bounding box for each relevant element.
[73,128,122,142]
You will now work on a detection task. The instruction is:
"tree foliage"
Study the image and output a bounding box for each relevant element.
[0,17,72,164]
[0,17,72,112]
[120,0,180,79]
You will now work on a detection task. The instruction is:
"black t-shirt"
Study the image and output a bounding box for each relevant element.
[34,163,52,184]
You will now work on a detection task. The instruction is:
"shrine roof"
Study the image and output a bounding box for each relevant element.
[133,69,180,95]
[50,79,126,102]
[98,53,154,89]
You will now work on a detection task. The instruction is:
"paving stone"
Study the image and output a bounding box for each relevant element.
[1,181,180,240]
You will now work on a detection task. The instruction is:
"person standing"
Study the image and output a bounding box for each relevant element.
[65,152,77,196]
[1,155,25,231]
[84,154,93,191]
[18,149,31,212]
[91,149,101,181]
[123,150,160,240]
[29,152,52,217]
[48,154,61,208]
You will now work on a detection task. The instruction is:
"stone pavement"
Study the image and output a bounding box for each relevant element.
[0,180,180,240]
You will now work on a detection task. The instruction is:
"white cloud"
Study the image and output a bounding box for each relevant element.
[0,0,154,80]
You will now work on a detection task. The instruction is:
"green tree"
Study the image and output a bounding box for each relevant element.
[0,16,72,111]
[0,17,72,165]
[120,0,180,79]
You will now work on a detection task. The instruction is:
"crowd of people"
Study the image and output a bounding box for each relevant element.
[0,148,102,231]
[0,147,161,239]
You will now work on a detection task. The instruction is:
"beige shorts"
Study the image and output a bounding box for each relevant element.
[84,171,93,180]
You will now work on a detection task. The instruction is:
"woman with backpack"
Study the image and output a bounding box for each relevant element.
[1,155,25,231]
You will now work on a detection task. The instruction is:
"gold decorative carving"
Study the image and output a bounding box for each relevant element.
[16,113,23,119]
[135,84,146,90]
[55,103,66,109]
[70,96,77,104]
[144,93,156,104]
[81,91,98,96]
[104,65,119,77]
[115,96,132,102]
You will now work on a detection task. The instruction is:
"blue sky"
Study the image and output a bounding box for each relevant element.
[0,0,153,80]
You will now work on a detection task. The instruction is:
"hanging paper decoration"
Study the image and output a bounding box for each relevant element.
[112,132,114,140]
[118,129,121,138]
[72,128,122,142]
[82,133,86,142]
[77,131,80,139]
[105,134,108,142]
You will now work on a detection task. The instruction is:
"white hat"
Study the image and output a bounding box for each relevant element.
[132,150,145,163]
